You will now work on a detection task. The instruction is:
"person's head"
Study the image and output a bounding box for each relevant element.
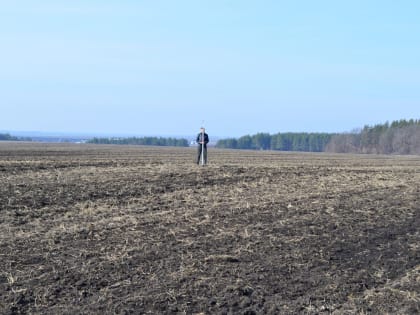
[200,127,205,132]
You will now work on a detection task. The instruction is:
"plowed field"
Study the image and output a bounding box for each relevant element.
[1,143,419,314]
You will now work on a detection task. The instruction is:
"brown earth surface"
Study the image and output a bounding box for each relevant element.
[0,142,419,314]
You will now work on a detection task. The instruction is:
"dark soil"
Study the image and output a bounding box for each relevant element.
[1,143,419,314]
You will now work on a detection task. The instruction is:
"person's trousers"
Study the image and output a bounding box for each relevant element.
[197,145,207,164]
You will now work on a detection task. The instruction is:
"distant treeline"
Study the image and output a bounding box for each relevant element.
[216,132,334,152]
[87,137,189,147]
[0,133,31,141]
[0,133,17,141]
[216,119,420,155]
[326,119,420,155]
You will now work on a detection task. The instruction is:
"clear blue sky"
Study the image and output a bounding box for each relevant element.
[1,1,419,137]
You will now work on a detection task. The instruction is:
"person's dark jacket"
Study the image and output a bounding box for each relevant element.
[196,133,209,146]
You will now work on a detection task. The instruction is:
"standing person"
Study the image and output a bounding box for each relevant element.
[196,127,209,165]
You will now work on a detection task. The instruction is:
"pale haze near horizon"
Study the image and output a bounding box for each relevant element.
[1,1,419,138]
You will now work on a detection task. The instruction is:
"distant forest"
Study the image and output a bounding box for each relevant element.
[87,137,189,147]
[326,119,420,155]
[0,133,17,141]
[216,132,333,152]
[0,133,31,141]
[3,118,419,154]
[216,119,420,155]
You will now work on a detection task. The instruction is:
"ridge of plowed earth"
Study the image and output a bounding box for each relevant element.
[0,143,419,314]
